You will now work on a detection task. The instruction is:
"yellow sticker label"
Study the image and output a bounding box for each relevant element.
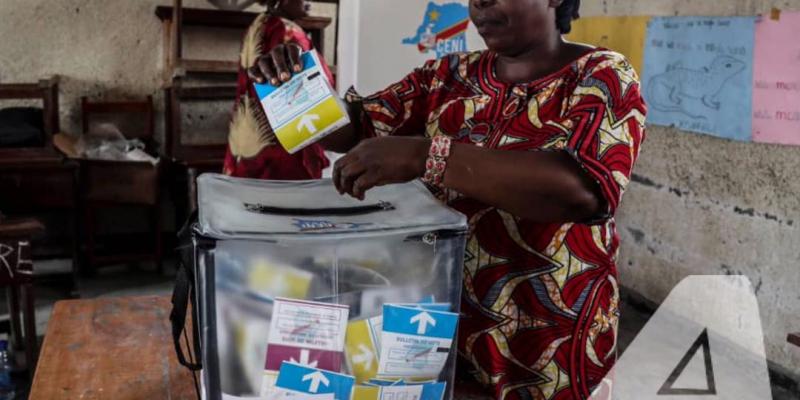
[352,386,380,400]
[274,97,348,153]
[345,317,381,384]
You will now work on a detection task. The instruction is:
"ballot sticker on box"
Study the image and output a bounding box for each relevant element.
[254,51,350,154]
[378,305,458,378]
[275,362,355,400]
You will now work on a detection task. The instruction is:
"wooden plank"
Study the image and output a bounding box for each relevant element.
[789,332,800,347]
[178,85,237,100]
[154,6,331,31]
[0,219,45,240]
[30,296,196,400]
[176,59,239,76]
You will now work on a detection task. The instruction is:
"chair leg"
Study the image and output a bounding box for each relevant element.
[21,283,37,378]
[82,205,97,277]
[7,285,23,352]
[152,206,163,274]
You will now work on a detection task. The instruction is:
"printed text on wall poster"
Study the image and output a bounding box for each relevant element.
[752,12,800,145]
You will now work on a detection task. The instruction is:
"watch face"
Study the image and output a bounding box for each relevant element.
[206,0,259,11]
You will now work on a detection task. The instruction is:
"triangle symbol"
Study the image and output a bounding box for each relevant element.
[658,329,717,395]
[498,135,528,147]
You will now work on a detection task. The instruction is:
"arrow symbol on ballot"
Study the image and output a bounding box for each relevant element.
[289,349,318,368]
[302,371,330,393]
[352,344,375,369]
[410,311,436,335]
[298,114,320,134]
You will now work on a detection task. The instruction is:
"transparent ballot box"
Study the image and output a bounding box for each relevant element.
[192,174,468,400]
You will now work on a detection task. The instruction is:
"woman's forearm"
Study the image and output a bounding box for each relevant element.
[442,143,604,223]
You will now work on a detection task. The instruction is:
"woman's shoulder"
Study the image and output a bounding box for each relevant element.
[577,48,639,81]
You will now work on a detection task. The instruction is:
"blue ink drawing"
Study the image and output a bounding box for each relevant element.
[642,16,756,141]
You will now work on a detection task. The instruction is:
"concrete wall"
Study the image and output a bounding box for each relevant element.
[580,0,800,378]
[0,0,338,146]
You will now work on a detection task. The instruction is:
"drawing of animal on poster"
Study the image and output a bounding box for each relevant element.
[647,55,746,119]
[642,17,756,141]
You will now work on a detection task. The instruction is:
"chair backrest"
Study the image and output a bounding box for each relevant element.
[0,78,60,158]
[81,96,156,144]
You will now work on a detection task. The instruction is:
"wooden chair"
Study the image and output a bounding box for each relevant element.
[80,97,163,273]
[0,78,79,291]
[0,218,44,377]
[789,332,800,348]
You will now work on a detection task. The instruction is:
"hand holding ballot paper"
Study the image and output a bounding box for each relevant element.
[253,51,350,154]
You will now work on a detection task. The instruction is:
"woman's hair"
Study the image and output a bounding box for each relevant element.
[555,0,581,34]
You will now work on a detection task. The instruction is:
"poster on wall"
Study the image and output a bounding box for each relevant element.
[337,0,486,95]
[641,16,756,141]
[565,16,650,73]
[752,11,800,145]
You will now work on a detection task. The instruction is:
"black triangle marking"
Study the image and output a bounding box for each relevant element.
[658,329,717,396]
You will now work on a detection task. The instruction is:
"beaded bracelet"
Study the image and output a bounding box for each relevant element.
[421,135,453,187]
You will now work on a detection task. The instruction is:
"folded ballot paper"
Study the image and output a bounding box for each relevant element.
[254,51,350,154]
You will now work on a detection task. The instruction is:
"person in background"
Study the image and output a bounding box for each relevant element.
[253,0,648,398]
[223,0,334,179]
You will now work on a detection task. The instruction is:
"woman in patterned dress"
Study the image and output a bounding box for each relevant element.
[251,0,647,398]
[223,0,333,179]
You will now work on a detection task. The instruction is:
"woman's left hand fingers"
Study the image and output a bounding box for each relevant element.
[352,171,379,201]
[334,155,367,197]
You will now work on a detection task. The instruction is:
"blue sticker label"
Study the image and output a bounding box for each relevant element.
[382,305,458,339]
[275,362,355,400]
[421,382,447,400]
[292,219,374,232]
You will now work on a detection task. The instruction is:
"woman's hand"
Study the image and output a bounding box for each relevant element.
[247,43,304,85]
[333,137,430,200]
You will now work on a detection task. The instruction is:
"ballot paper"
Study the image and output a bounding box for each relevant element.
[275,362,356,400]
[262,298,349,394]
[345,316,383,383]
[352,381,446,400]
[377,305,459,378]
[268,391,335,400]
[254,51,350,154]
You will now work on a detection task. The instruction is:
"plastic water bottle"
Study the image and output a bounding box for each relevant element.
[0,340,15,400]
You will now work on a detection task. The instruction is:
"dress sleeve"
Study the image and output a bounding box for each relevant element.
[559,52,647,219]
[347,57,444,138]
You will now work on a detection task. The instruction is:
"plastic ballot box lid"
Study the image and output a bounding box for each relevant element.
[196,174,468,240]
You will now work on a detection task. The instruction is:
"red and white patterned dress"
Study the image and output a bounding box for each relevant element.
[351,49,647,399]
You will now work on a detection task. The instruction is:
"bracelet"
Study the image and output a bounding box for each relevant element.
[421,135,453,187]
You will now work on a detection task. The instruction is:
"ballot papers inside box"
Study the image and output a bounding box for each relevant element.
[190,174,468,400]
[254,51,349,154]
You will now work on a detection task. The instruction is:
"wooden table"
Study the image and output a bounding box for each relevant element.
[30,296,196,399]
[29,296,492,399]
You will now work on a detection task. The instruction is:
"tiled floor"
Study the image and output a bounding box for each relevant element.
[3,259,797,399]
